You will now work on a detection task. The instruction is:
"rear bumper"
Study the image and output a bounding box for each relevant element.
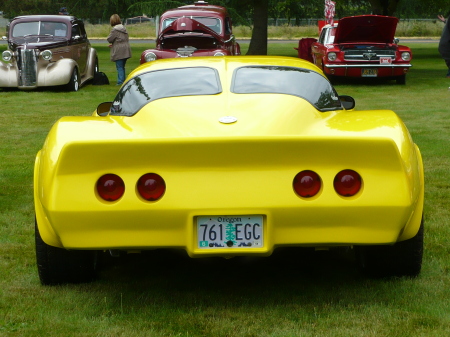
[35,199,422,257]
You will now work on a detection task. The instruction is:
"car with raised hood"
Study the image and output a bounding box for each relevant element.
[140,1,240,64]
[300,15,412,84]
[1,15,98,91]
[34,56,424,285]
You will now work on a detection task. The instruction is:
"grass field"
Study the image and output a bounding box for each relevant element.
[1,42,450,336]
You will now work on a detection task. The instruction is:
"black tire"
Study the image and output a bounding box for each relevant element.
[355,218,423,278]
[396,75,406,85]
[35,219,98,285]
[66,67,80,92]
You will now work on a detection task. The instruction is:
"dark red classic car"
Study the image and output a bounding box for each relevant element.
[299,15,412,84]
[140,1,240,64]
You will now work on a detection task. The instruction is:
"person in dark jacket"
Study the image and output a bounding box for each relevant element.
[107,14,132,85]
[438,14,450,78]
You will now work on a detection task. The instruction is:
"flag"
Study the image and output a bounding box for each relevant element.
[325,0,336,25]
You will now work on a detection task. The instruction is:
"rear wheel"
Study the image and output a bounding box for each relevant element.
[355,218,423,278]
[66,67,80,91]
[35,219,97,285]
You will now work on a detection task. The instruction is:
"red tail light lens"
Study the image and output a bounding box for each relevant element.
[334,170,362,196]
[293,170,321,198]
[96,174,125,201]
[137,173,166,201]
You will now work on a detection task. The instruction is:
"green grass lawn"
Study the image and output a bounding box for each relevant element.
[1,42,450,336]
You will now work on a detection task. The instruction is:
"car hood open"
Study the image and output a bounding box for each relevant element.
[158,17,224,42]
[334,15,399,44]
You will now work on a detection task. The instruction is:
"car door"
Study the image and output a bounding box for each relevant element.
[311,27,329,70]
[71,22,88,75]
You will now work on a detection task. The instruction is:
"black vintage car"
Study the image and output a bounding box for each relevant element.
[1,15,98,91]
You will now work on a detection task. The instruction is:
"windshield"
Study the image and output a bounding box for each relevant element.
[12,21,68,37]
[162,16,222,34]
[232,66,342,111]
[110,67,222,116]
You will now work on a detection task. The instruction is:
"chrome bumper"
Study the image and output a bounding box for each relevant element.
[325,63,412,68]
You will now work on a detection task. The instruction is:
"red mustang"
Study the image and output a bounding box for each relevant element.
[140,1,240,64]
[300,15,412,84]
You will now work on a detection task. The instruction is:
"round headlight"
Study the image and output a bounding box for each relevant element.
[401,52,411,61]
[41,50,53,61]
[214,52,225,56]
[2,50,13,62]
[144,52,157,62]
[327,52,337,61]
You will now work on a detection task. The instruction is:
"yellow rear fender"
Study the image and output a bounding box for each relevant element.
[34,150,64,248]
[397,144,424,241]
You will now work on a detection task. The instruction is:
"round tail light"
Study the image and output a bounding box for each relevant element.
[334,170,362,196]
[96,174,125,201]
[137,173,166,201]
[293,170,321,198]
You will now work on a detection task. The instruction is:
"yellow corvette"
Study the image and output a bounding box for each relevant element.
[34,56,424,284]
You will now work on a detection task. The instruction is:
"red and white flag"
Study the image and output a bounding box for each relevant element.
[325,0,336,25]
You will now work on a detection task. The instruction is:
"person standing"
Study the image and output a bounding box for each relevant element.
[438,14,450,78]
[107,14,132,85]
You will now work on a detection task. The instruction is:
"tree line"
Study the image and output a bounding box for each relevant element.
[1,0,449,23]
[2,0,448,55]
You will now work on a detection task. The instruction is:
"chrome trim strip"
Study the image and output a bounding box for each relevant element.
[325,64,412,68]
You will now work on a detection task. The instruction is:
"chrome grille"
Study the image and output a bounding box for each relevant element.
[344,49,396,61]
[19,49,37,87]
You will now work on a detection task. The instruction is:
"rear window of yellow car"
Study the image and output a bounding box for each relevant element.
[109,66,342,116]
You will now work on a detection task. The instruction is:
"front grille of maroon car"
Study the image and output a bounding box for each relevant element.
[19,49,38,87]
[344,49,396,61]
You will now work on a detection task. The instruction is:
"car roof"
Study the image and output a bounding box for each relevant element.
[129,56,323,79]
[11,15,78,24]
[161,3,228,20]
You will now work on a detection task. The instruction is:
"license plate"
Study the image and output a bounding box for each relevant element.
[197,215,264,249]
[362,68,378,77]
[379,57,392,64]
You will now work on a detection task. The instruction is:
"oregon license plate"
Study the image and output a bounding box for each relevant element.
[362,68,378,77]
[197,215,263,249]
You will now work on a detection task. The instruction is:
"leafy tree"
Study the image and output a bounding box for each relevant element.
[367,0,401,15]
[1,0,54,17]
[128,0,187,18]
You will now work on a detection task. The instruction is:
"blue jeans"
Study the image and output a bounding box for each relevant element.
[115,59,127,85]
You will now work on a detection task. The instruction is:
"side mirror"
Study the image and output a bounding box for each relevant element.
[393,38,399,44]
[339,95,355,110]
[97,102,112,116]
[224,34,235,44]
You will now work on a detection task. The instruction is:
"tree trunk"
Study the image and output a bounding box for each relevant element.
[368,0,400,16]
[246,0,269,55]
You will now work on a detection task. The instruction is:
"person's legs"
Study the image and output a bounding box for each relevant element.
[445,59,450,77]
[115,59,126,84]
